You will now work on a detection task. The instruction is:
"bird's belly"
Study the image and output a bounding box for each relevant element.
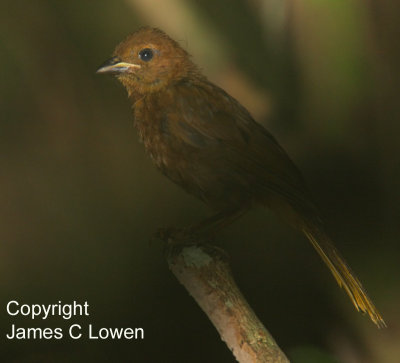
[144,137,252,210]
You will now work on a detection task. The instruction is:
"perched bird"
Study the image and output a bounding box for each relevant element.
[97,27,385,327]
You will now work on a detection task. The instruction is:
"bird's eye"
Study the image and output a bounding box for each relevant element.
[138,48,154,62]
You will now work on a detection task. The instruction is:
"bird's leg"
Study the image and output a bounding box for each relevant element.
[190,207,248,235]
[154,208,247,246]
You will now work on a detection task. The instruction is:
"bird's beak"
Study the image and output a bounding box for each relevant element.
[96,56,141,74]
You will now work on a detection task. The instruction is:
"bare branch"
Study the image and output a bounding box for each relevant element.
[166,242,289,363]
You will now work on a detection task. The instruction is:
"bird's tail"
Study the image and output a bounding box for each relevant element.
[302,226,386,328]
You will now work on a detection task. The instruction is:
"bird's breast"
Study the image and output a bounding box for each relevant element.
[133,98,192,180]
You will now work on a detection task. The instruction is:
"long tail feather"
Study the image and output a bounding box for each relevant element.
[303,227,386,328]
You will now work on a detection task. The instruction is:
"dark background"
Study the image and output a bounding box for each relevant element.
[1,1,399,362]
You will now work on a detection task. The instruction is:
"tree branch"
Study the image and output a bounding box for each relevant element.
[165,242,289,363]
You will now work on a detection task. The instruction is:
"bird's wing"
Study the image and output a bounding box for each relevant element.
[164,80,319,221]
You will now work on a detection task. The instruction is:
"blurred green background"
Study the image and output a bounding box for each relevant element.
[1,0,399,362]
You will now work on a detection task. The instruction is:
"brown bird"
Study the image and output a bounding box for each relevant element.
[97,27,385,327]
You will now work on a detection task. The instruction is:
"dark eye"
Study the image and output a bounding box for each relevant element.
[138,48,154,62]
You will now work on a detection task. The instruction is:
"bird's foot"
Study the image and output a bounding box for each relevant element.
[153,226,229,261]
[153,226,211,246]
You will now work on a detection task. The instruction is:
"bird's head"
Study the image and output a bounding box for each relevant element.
[97,27,198,94]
